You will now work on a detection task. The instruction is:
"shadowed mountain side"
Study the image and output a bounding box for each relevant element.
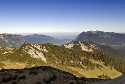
[0,66,106,84]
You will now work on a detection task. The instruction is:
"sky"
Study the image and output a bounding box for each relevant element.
[0,0,125,33]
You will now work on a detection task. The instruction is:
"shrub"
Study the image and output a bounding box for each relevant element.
[18,70,23,73]
[43,74,57,83]
[36,81,42,84]
[43,79,51,83]
[49,75,57,81]
[2,75,12,82]
[18,75,26,80]
[70,82,74,84]
[12,75,18,80]
[29,70,38,75]
[98,74,111,79]
[11,81,16,84]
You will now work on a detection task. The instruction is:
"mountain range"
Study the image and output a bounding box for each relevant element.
[75,31,125,53]
[0,34,25,48]
[0,34,73,48]
[0,31,125,84]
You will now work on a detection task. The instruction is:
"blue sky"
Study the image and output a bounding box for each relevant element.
[0,0,125,33]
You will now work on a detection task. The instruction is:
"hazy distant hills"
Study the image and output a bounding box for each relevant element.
[0,42,125,79]
[24,34,61,44]
[0,34,25,48]
[1,31,125,50]
[75,31,125,50]
[0,34,71,48]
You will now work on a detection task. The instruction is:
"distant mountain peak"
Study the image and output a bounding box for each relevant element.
[81,30,104,34]
[81,30,117,35]
[75,31,125,50]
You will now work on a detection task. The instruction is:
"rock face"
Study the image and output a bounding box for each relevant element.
[20,43,47,62]
[64,41,94,52]
[75,31,125,50]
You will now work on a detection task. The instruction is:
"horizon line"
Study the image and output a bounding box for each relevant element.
[0,31,125,35]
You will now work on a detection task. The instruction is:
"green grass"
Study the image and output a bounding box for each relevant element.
[0,43,125,79]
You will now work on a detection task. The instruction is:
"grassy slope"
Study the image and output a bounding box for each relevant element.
[0,43,124,79]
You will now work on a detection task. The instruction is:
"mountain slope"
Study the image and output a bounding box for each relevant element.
[63,41,125,60]
[0,43,125,79]
[75,31,125,51]
[0,66,107,84]
[1,66,125,84]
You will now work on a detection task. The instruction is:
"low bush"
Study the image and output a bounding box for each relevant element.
[18,75,26,80]
[29,70,38,75]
